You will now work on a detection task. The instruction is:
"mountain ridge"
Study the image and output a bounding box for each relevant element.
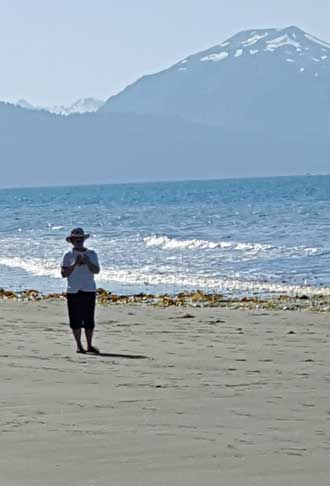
[15,97,104,115]
[101,26,330,135]
[1,25,330,188]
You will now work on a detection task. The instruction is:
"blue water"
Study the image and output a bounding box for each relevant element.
[1,176,330,296]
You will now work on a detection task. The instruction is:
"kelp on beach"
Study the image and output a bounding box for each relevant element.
[1,287,330,312]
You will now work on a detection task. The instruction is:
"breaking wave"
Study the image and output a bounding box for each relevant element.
[143,235,320,257]
[0,257,60,279]
[1,256,329,297]
[100,268,329,296]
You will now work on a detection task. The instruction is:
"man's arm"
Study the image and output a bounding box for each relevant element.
[61,255,84,278]
[61,263,77,278]
[84,253,100,274]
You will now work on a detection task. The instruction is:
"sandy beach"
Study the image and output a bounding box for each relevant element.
[1,300,330,485]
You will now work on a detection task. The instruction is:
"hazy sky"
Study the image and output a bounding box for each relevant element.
[1,0,330,106]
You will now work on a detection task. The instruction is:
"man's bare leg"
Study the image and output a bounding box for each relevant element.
[85,328,99,353]
[72,328,85,352]
[85,328,93,348]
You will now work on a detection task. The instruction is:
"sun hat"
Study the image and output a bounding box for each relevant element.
[66,227,90,243]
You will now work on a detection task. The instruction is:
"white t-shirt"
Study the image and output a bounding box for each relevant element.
[61,248,100,293]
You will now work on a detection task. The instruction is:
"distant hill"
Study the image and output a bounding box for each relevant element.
[15,97,104,115]
[0,101,328,188]
[1,26,330,188]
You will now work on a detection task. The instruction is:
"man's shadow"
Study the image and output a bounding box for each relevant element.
[96,352,148,359]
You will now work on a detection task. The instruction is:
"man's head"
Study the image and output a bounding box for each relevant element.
[66,227,90,250]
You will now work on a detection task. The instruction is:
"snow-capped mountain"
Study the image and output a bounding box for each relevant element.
[48,98,105,115]
[101,26,330,135]
[1,26,330,187]
[15,97,104,115]
[16,99,36,111]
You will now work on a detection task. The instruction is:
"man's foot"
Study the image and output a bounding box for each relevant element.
[76,345,86,354]
[87,346,100,354]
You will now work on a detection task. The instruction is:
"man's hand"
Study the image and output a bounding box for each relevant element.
[75,254,85,266]
[61,253,100,278]
[82,254,89,264]
[61,255,84,278]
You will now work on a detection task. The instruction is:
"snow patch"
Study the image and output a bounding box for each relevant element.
[234,49,243,57]
[16,97,104,116]
[300,67,305,72]
[201,51,229,62]
[181,59,188,64]
[286,58,295,62]
[265,34,301,51]
[250,49,258,55]
[242,32,268,47]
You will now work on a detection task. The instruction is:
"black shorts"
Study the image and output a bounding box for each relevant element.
[67,291,96,330]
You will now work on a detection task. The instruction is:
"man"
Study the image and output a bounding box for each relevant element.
[61,227,100,354]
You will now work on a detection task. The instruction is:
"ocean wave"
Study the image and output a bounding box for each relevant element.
[0,257,60,278]
[51,225,65,231]
[144,235,271,251]
[143,235,320,257]
[1,256,329,297]
[99,267,330,297]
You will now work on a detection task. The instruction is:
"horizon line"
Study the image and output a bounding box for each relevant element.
[0,172,328,192]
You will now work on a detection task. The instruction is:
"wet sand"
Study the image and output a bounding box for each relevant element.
[1,300,330,485]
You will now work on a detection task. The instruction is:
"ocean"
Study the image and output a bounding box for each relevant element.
[1,176,330,296]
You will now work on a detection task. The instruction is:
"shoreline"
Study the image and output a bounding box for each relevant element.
[2,287,330,312]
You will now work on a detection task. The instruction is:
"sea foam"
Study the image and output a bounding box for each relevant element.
[143,235,319,258]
